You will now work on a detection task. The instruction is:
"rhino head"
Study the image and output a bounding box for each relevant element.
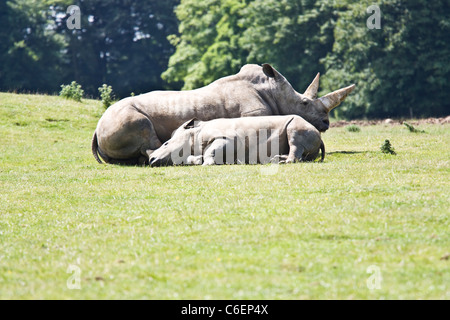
[149,119,199,167]
[262,64,355,132]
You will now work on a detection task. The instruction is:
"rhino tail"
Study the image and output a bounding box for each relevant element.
[91,132,142,165]
[91,131,104,164]
[320,140,325,162]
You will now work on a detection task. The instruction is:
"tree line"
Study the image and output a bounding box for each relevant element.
[0,0,448,119]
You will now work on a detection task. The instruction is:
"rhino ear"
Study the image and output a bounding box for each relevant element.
[182,118,200,129]
[304,73,320,99]
[262,64,276,78]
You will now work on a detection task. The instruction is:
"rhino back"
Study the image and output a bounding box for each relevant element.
[200,116,294,146]
[130,81,274,141]
[203,115,294,132]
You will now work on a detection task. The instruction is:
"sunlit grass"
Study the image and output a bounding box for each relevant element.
[0,92,448,299]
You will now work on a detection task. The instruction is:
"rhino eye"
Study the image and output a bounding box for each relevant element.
[301,98,308,104]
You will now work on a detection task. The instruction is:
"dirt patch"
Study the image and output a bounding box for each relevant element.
[330,116,450,128]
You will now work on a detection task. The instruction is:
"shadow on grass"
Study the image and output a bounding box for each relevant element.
[327,150,376,155]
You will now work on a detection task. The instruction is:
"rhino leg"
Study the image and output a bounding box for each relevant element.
[286,145,305,163]
[285,128,306,163]
[202,138,237,165]
[270,154,289,164]
[139,121,163,161]
[286,132,321,162]
[97,105,162,164]
[186,155,203,165]
[285,117,323,162]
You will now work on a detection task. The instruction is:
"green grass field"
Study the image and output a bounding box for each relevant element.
[0,92,448,299]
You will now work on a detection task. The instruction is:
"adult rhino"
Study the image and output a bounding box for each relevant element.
[92,64,354,164]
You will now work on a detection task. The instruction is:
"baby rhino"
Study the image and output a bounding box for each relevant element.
[149,115,325,167]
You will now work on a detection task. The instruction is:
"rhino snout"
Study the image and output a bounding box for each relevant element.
[150,155,174,167]
[149,157,160,167]
[314,118,330,132]
[322,119,330,131]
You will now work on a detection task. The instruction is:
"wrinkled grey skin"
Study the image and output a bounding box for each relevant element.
[92,64,353,165]
[149,115,325,167]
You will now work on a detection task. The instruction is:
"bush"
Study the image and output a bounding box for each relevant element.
[98,84,114,109]
[381,139,396,155]
[59,81,84,102]
[346,125,361,132]
[404,122,426,133]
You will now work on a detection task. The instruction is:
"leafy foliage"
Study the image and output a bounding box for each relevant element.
[404,122,426,133]
[381,139,396,155]
[162,0,248,90]
[0,0,66,93]
[55,0,180,97]
[164,0,450,118]
[162,0,335,91]
[98,84,114,109]
[1,0,179,97]
[346,125,361,132]
[322,0,450,119]
[0,1,449,118]
[59,81,84,101]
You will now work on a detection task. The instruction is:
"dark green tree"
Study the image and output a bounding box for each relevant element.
[2,0,449,118]
[0,0,66,93]
[57,0,179,97]
[322,0,450,119]
[239,0,336,91]
[162,0,237,90]
[0,0,179,97]
[163,0,336,92]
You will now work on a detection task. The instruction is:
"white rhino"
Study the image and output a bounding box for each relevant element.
[149,115,325,167]
[92,64,354,164]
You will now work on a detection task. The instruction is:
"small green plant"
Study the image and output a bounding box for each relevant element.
[346,124,361,132]
[59,81,84,102]
[381,139,396,155]
[404,122,425,133]
[98,84,114,109]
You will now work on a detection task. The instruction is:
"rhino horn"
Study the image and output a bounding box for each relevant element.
[303,73,320,99]
[318,84,356,112]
